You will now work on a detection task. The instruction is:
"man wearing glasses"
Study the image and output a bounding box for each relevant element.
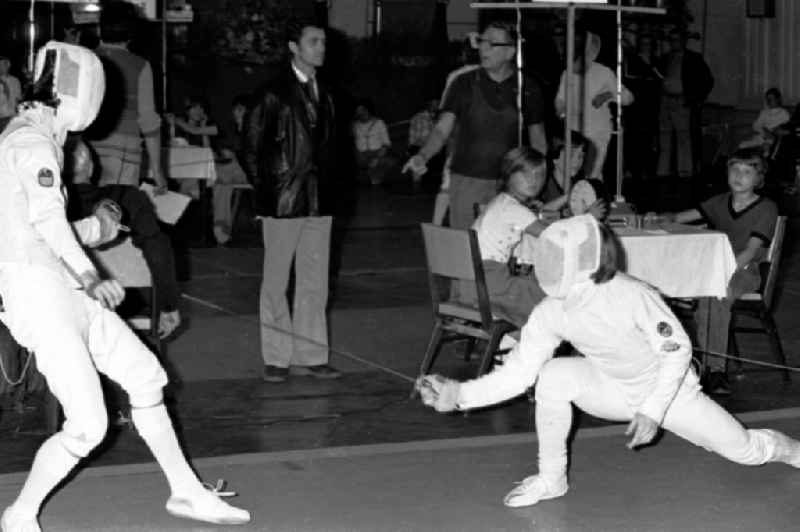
[404,20,547,230]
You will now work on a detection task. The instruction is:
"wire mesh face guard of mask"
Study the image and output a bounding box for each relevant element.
[34,41,105,134]
[532,214,602,299]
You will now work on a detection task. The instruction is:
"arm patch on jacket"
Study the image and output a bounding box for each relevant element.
[37,168,55,187]
[657,321,673,337]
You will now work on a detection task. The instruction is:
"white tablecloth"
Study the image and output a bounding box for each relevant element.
[164,146,217,183]
[616,223,736,298]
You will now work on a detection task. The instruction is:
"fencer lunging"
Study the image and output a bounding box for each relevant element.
[417,215,800,508]
[0,42,250,532]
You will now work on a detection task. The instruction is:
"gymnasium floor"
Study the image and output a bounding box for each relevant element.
[2,184,800,530]
[2,409,800,531]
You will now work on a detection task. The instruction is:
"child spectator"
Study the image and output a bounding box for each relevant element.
[541,131,589,205]
[167,98,220,204]
[464,147,549,326]
[353,99,392,185]
[168,98,219,148]
[666,148,778,395]
[540,131,609,220]
[739,88,790,155]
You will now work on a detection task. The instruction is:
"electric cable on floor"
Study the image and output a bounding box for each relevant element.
[182,293,800,381]
[181,293,418,384]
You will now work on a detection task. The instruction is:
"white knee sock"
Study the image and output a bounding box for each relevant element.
[132,404,203,497]
[10,436,80,517]
[535,399,572,484]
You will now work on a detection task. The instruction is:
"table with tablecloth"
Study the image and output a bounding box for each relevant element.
[163,145,217,189]
[614,223,736,298]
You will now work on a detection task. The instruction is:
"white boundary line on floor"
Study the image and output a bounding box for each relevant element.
[2,407,799,486]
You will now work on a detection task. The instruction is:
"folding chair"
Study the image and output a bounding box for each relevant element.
[415,223,517,395]
[729,216,790,381]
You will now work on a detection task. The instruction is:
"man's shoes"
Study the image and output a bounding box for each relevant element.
[502,474,568,508]
[166,492,250,525]
[705,371,732,396]
[289,364,342,379]
[262,365,289,383]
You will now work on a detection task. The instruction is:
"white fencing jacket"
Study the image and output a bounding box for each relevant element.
[457,273,697,424]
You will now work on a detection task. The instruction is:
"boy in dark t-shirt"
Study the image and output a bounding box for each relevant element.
[668,148,778,395]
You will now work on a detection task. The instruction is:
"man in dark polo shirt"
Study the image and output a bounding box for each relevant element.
[403,20,547,230]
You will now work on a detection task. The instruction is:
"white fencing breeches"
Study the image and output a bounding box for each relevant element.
[533,357,780,483]
[0,264,167,457]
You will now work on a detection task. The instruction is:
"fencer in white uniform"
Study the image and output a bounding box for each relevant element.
[418,215,800,508]
[0,42,250,531]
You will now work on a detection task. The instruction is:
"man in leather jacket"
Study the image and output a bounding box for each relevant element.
[243,18,340,383]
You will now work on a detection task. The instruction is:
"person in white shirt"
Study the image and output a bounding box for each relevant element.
[0,42,249,532]
[418,214,800,508]
[466,147,549,326]
[556,32,633,180]
[353,98,392,185]
[739,87,790,154]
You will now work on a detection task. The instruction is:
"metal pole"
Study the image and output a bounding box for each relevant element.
[375,0,382,36]
[471,3,665,15]
[615,0,624,202]
[516,2,523,148]
[563,3,575,198]
[162,0,167,111]
[28,0,36,73]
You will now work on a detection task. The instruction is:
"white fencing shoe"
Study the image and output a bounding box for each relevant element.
[1,506,41,532]
[502,475,568,508]
[166,490,250,525]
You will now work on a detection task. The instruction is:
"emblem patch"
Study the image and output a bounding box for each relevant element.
[37,168,54,187]
[656,321,673,337]
[661,340,681,352]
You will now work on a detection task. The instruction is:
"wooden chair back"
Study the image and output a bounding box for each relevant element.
[420,223,493,329]
[762,216,787,308]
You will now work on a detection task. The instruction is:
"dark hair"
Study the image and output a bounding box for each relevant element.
[590,222,626,284]
[500,146,546,187]
[765,87,782,101]
[100,1,141,43]
[482,19,517,42]
[355,98,375,116]
[185,98,209,112]
[285,17,322,45]
[727,147,766,185]
[558,130,588,151]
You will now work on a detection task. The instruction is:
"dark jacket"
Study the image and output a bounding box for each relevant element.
[243,65,335,217]
[658,49,714,108]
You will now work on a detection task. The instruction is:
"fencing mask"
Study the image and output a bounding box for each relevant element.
[33,41,105,139]
[532,214,602,299]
